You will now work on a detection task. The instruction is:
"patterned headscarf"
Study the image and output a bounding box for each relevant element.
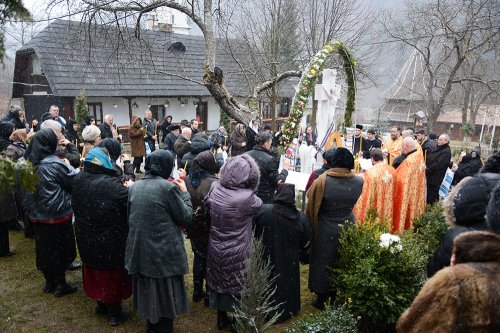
[85,147,113,170]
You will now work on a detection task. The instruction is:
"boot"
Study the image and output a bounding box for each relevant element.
[192,281,205,303]
[217,311,230,330]
[42,271,55,293]
[311,293,328,311]
[107,302,130,326]
[147,320,158,333]
[95,301,107,315]
[157,317,173,333]
[53,272,77,297]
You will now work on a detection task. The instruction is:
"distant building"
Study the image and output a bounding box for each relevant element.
[12,19,294,132]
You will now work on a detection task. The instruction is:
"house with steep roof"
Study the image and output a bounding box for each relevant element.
[12,19,294,130]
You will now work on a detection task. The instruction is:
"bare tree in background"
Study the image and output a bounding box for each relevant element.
[221,0,302,129]
[300,0,375,130]
[44,0,309,125]
[381,0,499,131]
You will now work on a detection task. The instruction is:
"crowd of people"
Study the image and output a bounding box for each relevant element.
[1,104,499,333]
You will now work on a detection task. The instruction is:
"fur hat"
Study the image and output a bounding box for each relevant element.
[82,124,101,142]
[486,184,500,234]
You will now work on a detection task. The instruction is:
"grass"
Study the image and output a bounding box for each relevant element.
[0,230,317,333]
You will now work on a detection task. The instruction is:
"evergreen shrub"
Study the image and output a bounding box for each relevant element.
[285,304,357,333]
[412,203,448,258]
[333,210,427,332]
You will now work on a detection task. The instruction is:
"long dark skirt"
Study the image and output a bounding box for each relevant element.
[83,265,132,304]
[133,275,189,323]
[208,288,239,312]
[32,221,76,273]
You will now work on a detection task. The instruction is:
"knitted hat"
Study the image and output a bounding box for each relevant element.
[82,124,101,142]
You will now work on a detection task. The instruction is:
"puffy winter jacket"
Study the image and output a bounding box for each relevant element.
[27,155,77,221]
[206,154,262,295]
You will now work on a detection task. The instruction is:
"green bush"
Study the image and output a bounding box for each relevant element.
[412,204,448,258]
[333,210,427,333]
[285,304,357,333]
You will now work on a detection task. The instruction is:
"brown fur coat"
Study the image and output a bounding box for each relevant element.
[398,231,500,333]
[128,116,146,157]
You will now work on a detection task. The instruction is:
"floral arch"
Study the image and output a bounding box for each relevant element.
[280,41,356,147]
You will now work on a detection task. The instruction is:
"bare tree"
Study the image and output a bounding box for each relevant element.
[381,0,499,131]
[222,0,302,129]
[300,0,375,130]
[45,0,307,125]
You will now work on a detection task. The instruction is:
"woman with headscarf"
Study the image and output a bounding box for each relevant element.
[97,138,135,182]
[160,115,173,143]
[230,123,247,157]
[80,115,95,132]
[65,119,84,154]
[5,129,28,160]
[125,150,193,333]
[451,149,483,186]
[0,122,18,257]
[254,183,311,322]
[245,119,259,151]
[25,129,78,296]
[206,154,262,330]
[185,150,220,305]
[72,147,132,326]
[306,147,363,310]
[128,116,146,174]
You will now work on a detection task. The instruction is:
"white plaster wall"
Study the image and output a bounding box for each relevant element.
[85,96,238,131]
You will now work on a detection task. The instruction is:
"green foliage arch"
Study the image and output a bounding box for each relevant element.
[280,41,356,147]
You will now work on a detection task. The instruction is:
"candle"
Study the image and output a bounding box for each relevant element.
[184,160,188,171]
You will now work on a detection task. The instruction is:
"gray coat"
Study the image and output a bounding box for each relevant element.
[125,176,193,278]
[206,154,262,296]
[308,175,363,294]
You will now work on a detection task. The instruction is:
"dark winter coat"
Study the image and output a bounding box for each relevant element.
[426,143,451,203]
[365,137,382,151]
[27,155,76,221]
[180,136,211,173]
[352,135,368,156]
[128,117,146,157]
[245,146,288,204]
[245,127,258,151]
[0,121,14,151]
[125,176,193,278]
[65,119,83,153]
[185,174,218,258]
[230,130,247,156]
[427,173,500,277]
[254,184,311,321]
[143,118,157,145]
[451,154,483,186]
[164,132,178,152]
[5,142,26,160]
[61,142,81,169]
[308,175,363,294]
[174,135,191,166]
[398,231,500,333]
[72,162,129,269]
[100,122,118,140]
[421,138,436,157]
[206,154,263,296]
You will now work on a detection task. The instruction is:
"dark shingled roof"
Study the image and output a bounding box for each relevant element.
[18,19,295,98]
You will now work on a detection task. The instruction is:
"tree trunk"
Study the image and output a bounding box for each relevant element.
[426,109,439,133]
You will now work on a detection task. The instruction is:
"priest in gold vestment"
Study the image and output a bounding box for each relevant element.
[392,137,426,233]
[383,127,403,166]
[354,149,396,224]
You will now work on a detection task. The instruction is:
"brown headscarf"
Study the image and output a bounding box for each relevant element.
[10,129,28,143]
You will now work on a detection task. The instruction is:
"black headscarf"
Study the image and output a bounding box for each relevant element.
[0,121,15,151]
[326,147,354,169]
[272,183,299,222]
[145,150,175,180]
[84,115,94,125]
[26,129,58,165]
[190,150,218,186]
[97,138,122,162]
